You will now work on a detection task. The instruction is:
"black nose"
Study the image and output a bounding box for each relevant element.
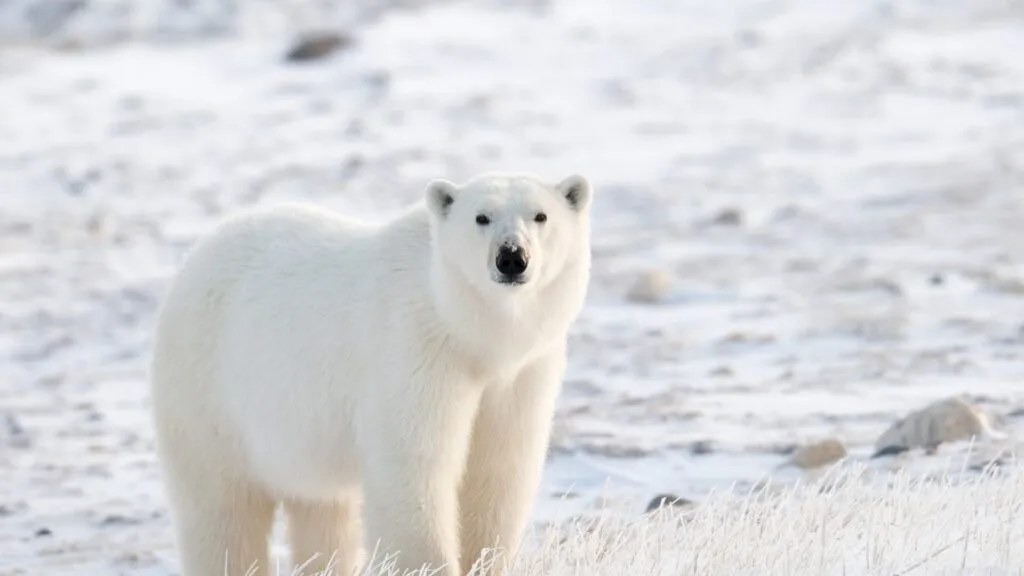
[496,245,529,277]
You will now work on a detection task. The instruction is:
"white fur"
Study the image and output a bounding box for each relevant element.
[149,172,593,576]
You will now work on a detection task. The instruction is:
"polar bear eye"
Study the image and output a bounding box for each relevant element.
[534,212,547,223]
[475,214,490,226]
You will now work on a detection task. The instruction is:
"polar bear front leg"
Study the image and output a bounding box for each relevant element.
[360,375,483,576]
[458,350,566,575]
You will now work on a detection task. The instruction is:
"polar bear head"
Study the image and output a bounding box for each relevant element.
[424,172,593,300]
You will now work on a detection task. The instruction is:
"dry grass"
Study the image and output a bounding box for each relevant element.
[284,461,1024,576]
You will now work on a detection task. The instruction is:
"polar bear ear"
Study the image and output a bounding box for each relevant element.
[555,174,592,212]
[425,179,460,219]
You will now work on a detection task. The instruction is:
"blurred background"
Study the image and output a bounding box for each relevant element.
[2,0,1024,573]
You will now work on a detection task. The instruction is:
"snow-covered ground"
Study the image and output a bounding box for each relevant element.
[2,0,1024,573]
[522,465,1024,576]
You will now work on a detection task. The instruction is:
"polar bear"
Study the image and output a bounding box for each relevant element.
[149,172,594,576]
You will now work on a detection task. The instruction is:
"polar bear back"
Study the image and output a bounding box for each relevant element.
[151,203,437,497]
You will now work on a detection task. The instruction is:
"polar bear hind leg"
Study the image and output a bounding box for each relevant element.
[284,496,363,576]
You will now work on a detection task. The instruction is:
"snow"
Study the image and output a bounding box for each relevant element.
[2,0,1024,573]
[523,464,1024,576]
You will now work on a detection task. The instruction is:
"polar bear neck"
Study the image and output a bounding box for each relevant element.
[425,247,584,372]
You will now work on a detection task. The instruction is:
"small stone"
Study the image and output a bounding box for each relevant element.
[787,438,847,470]
[873,396,1002,455]
[85,212,108,236]
[737,29,763,47]
[4,413,24,437]
[626,269,672,303]
[988,276,1024,295]
[709,366,733,377]
[3,413,31,449]
[35,527,52,538]
[771,443,799,456]
[718,332,775,346]
[284,32,353,63]
[711,207,743,226]
[100,514,140,527]
[584,444,650,458]
[690,440,716,455]
[26,0,84,37]
[870,445,908,459]
[645,493,693,513]
[969,454,1009,473]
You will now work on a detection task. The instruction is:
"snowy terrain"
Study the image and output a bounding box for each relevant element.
[518,465,1024,576]
[2,0,1024,573]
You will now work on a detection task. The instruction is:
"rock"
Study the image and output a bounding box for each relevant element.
[100,514,140,527]
[85,212,109,237]
[718,332,775,346]
[2,413,31,449]
[769,443,799,455]
[1006,407,1024,419]
[25,0,85,37]
[709,365,734,378]
[969,454,1009,473]
[987,276,1024,295]
[690,440,716,455]
[787,438,847,469]
[4,412,25,437]
[284,32,353,63]
[737,29,763,48]
[869,445,907,459]
[626,269,672,303]
[645,493,693,513]
[582,444,650,458]
[872,396,1003,457]
[711,207,743,226]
